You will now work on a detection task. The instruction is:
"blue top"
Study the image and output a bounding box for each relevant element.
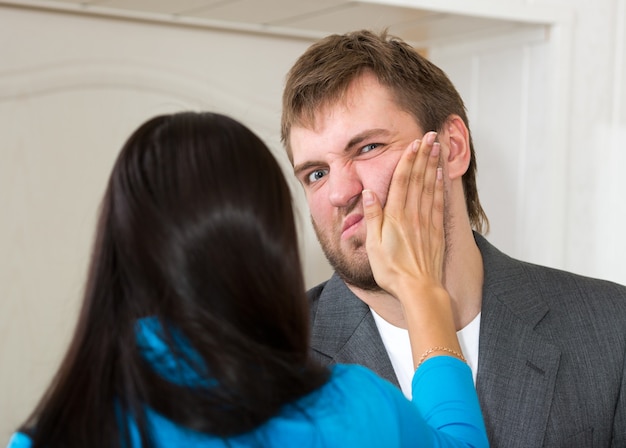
[7,318,487,447]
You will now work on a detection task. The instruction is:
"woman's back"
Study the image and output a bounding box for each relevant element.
[120,361,480,448]
[9,321,483,448]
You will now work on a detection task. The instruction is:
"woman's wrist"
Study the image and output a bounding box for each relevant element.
[394,279,449,310]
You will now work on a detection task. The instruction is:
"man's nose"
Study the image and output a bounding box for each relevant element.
[328,163,363,208]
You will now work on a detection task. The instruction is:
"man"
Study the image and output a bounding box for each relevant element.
[281,30,626,447]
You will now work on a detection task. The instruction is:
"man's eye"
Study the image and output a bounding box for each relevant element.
[307,169,328,183]
[360,143,381,153]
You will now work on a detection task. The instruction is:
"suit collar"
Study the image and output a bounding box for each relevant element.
[475,232,550,327]
[310,273,398,385]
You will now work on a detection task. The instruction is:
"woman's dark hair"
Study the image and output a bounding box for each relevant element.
[19,111,329,447]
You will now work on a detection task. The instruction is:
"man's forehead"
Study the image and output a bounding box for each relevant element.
[292,73,386,130]
[296,97,347,132]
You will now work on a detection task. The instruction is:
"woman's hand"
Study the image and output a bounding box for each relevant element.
[362,131,444,301]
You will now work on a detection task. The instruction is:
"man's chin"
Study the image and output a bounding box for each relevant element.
[327,255,381,292]
[344,275,382,292]
[315,230,381,290]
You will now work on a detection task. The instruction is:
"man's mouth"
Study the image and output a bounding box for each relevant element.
[341,214,364,239]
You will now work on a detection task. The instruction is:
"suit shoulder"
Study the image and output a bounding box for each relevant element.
[517,261,626,323]
[306,280,329,317]
[307,280,329,301]
[478,232,626,303]
[522,260,626,297]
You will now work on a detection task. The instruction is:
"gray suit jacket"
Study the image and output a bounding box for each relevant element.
[308,233,626,447]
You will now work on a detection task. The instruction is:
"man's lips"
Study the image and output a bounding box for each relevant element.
[341,214,364,238]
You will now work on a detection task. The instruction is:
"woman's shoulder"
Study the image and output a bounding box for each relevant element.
[330,363,383,382]
[313,363,404,409]
[6,432,32,448]
[329,363,397,390]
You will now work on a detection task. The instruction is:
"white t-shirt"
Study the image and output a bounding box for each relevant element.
[371,308,481,399]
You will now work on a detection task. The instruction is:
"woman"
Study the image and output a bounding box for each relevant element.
[8,112,487,447]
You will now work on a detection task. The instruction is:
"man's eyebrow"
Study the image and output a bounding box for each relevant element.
[345,129,391,151]
[293,128,391,177]
[293,160,320,178]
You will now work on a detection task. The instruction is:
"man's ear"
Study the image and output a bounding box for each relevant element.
[441,115,471,179]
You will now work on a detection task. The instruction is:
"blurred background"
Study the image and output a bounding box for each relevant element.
[1,0,625,441]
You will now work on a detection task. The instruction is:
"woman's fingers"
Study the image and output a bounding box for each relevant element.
[411,133,444,283]
[384,139,419,213]
[406,132,438,216]
[362,189,383,248]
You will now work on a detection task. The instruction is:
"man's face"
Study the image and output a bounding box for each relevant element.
[290,73,424,290]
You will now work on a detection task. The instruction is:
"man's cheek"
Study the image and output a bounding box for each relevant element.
[375,170,396,209]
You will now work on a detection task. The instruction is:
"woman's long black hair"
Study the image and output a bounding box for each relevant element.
[19,112,329,447]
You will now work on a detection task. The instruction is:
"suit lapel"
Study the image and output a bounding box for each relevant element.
[475,234,561,447]
[310,274,398,386]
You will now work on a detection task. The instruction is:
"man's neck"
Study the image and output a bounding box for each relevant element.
[349,227,484,331]
[444,226,484,330]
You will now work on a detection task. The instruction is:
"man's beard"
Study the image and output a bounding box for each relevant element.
[311,198,451,292]
[312,219,381,291]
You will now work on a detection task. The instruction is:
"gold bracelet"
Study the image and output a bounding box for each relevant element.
[417,346,466,368]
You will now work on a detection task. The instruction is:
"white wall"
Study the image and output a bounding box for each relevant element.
[566,0,626,283]
[1,0,625,443]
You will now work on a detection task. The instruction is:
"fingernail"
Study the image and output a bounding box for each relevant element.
[431,142,440,157]
[412,139,420,152]
[426,132,437,145]
[437,167,443,181]
[362,189,375,206]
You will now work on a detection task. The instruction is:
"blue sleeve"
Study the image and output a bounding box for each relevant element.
[6,433,31,448]
[409,356,489,447]
[339,359,488,447]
